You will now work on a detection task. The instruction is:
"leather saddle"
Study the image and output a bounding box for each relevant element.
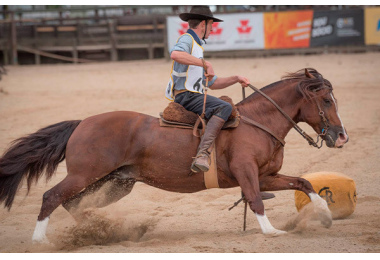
[159,96,240,130]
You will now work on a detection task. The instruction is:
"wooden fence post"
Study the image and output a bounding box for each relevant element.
[108,19,118,62]
[163,18,169,60]
[73,39,78,64]
[10,12,18,65]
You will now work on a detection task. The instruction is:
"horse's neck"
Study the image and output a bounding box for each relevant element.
[237,81,302,139]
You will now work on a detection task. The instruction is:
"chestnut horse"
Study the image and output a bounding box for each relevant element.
[0,68,348,243]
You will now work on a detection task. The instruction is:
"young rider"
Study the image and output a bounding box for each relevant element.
[165,6,250,173]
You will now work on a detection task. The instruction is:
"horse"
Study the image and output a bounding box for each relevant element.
[0,68,349,243]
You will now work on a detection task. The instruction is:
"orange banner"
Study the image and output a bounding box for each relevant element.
[264,10,313,49]
[365,7,380,45]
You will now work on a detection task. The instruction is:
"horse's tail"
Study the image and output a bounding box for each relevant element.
[0,120,82,210]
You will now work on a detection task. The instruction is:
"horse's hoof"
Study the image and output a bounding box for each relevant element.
[321,219,332,228]
[265,229,287,236]
[32,236,50,244]
[260,192,275,200]
[310,193,332,228]
[315,201,332,228]
[319,213,332,228]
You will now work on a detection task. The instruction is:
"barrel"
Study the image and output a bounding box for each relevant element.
[294,172,357,219]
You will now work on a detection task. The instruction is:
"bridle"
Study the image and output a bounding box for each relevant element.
[242,84,329,149]
[314,97,330,148]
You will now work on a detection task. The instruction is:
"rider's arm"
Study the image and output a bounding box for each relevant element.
[170,34,200,66]
[209,76,250,90]
[171,51,215,78]
[171,51,203,67]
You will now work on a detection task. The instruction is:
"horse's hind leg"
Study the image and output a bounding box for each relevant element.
[259,173,332,228]
[32,174,97,243]
[62,169,136,218]
[33,166,137,243]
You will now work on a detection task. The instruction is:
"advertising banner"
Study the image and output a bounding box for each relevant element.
[166,13,265,52]
[364,7,380,45]
[310,9,364,47]
[264,10,313,49]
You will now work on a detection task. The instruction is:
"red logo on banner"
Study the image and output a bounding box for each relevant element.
[179,23,189,35]
[210,22,223,35]
[237,20,252,34]
[179,22,223,36]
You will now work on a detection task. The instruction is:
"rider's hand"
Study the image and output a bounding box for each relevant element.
[204,61,215,80]
[237,76,250,88]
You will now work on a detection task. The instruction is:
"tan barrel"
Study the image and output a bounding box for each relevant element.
[295,172,357,219]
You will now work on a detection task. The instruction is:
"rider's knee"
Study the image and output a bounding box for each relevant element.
[222,102,233,116]
[213,102,232,121]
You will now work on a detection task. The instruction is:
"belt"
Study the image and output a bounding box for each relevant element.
[174,89,187,97]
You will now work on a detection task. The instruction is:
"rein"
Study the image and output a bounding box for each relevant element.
[240,115,286,146]
[243,84,327,149]
[201,58,209,119]
[193,59,209,137]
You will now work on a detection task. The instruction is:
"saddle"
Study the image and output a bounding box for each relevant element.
[159,96,240,130]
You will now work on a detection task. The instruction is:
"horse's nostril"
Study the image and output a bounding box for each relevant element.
[339,132,349,143]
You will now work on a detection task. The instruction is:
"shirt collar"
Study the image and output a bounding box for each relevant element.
[186,29,203,46]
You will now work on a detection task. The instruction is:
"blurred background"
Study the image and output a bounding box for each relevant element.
[0,5,379,65]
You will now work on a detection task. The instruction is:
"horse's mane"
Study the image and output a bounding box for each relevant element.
[238,68,333,107]
[281,68,333,100]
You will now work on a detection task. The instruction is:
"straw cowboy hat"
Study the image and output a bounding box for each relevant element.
[179,6,223,22]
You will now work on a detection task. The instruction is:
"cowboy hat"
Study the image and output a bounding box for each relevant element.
[179,6,223,22]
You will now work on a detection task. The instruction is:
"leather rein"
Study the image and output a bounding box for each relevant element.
[196,60,328,148]
[241,84,328,149]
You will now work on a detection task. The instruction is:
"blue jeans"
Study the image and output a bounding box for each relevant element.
[174,91,232,121]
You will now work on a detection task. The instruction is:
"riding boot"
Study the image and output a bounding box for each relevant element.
[191,115,225,173]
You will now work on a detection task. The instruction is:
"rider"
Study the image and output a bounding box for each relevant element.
[165,6,250,173]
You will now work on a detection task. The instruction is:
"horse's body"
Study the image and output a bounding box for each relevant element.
[0,69,348,243]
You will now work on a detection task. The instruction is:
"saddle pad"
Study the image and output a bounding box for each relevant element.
[159,112,194,129]
[159,112,240,130]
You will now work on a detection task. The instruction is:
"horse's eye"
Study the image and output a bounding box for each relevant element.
[323,99,331,106]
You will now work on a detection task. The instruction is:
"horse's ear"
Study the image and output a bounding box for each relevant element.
[305,69,315,79]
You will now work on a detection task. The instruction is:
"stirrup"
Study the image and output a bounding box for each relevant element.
[190,163,203,173]
[190,161,209,173]
[190,152,211,173]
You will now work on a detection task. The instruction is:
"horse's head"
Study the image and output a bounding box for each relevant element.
[287,68,349,148]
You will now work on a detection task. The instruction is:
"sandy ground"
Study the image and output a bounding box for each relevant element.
[0,53,379,253]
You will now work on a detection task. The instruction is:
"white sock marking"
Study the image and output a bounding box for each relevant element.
[256,212,286,235]
[309,192,330,214]
[308,192,332,227]
[32,217,50,243]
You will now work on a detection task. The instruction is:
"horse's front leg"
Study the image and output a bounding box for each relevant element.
[259,173,332,228]
[230,161,286,236]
